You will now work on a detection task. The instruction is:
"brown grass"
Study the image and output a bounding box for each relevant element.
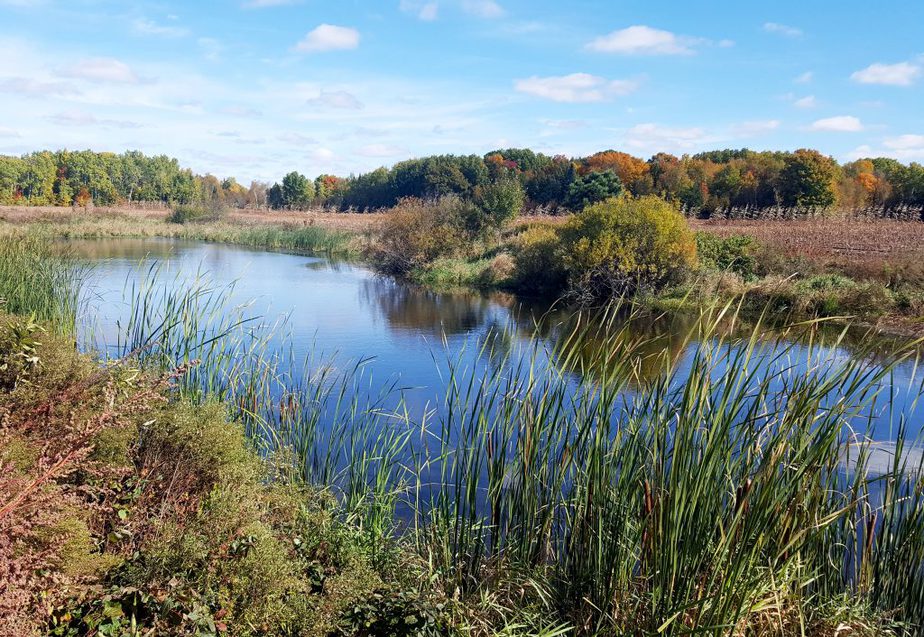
[689,218,924,269]
[0,204,379,233]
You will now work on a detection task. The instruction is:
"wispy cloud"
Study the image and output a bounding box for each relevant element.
[242,0,299,7]
[730,119,780,137]
[461,0,504,18]
[400,0,438,21]
[47,110,142,128]
[793,95,816,108]
[625,123,713,150]
[306,90,364,110]
[59,57,139,84]
[586,25,700,55]
[851,61,921,86]
[810,115,863,132]
[132,18,189,38]
[514,73,637,103]
[356,143,408,157]
[763,22,802,38]
[294,24,360,53]
[0,76,79,97]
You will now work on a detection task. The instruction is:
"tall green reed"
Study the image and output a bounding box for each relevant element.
[0,233,87,332]
[105,260,924,634]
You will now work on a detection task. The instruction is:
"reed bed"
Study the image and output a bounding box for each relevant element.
[107,263,924,635]
[0,233,86,332]
[4,236,923,633]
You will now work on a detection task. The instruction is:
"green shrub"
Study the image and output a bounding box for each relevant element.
[511,224,566,295]
[695,233,758,280]
[167,203,226,224]
[559,195,697,301]
[367,197,467,276]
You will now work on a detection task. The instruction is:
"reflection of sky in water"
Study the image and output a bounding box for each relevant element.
[73,237,924,456]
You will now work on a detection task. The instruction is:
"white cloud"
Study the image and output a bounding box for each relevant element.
[851,62,921,86]
[586,25,698,55]
[198,38,223,61]
[242,0,298,6]
[625,123,711,150]
[222,105,263,117]
[795,71,813,83]
[848,135,924,162]
[311,147,335,162]
[356,143,408,157]
[0,77,78,96]
[883,134,924,150]
[794,95,816,108]
[461,0,504,18]
[763,22,802,38]
[306,89,364,110]
[47,110,142,128]
[132,18,189,38]
[0,127,19,137]
[294,24,360,53]
[59,57,139,84]
[730,120,780,137]
[400,0,438,21]
[810,115,863,132]
[278,132,318,145]
[514,73,637,103]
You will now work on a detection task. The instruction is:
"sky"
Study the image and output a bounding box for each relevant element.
[0,0,922,182]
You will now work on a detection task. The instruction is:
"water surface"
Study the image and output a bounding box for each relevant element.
[73,237,924,453]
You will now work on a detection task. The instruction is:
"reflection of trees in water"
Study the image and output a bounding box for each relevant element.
[528,308,695,387]
[360,278,494,336]
[65,237,181,261]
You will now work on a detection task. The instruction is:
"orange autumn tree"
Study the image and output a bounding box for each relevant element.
[581,151,652,194]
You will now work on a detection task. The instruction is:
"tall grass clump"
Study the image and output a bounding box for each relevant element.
[230,224,353,255]
[105,263,924,634]
[0,233,86,332]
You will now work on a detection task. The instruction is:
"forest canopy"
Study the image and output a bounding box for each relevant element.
[2,147,923,215]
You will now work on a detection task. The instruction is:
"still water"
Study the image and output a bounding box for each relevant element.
[72,237,924,458]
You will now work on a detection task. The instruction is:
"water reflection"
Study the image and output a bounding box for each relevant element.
[68,237,924,448]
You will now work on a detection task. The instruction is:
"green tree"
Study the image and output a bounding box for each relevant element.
[565,170,623,211]
[779,149,838,208]
[281,171,313,209]
[476,177,524,229]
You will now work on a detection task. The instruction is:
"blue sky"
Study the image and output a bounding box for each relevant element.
[0,0,922,182]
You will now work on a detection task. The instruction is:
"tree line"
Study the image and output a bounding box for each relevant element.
[2,147,923,216]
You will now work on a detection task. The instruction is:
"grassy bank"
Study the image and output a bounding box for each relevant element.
[2,233,924,635]
[0,207,364,258]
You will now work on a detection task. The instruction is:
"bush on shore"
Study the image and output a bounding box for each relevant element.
[559,195,698,301]
[168,203,227,224]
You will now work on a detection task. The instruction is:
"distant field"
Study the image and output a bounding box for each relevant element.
[688,217,924,274]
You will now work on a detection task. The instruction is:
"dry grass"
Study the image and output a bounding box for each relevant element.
[0,204,379,233]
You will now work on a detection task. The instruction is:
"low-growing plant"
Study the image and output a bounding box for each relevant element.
[167,202,227,224]
[695,232,758,280]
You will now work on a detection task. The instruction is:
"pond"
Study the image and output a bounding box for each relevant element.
[72,237,924,464]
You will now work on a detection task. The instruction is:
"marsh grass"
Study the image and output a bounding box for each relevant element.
[0,233,87,332]
[10,214,358,257]
[105,260,924,634]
